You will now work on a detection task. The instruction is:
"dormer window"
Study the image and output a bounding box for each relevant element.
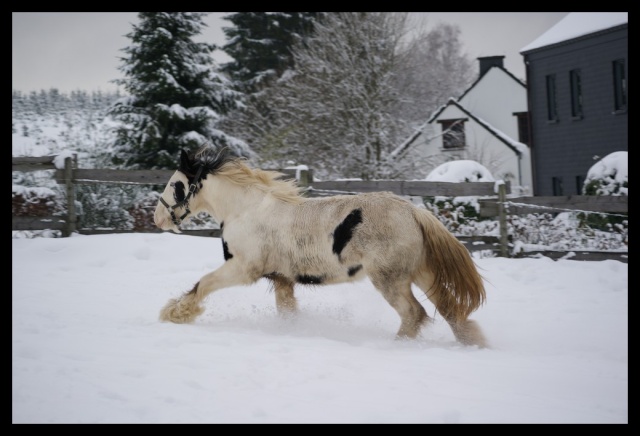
[438,119,467,149]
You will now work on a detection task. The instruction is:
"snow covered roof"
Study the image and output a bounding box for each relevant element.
[520,12,628,53]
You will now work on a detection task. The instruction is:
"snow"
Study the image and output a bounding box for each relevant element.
[11,70,629,424]
[12,232,628,423]
[585,151,628,196]
[285,164,310,181]
[424,154,627,196]
[425,160,495,183]
[52,150,77,169]
[11,184,56,199]
[520,12,628,53]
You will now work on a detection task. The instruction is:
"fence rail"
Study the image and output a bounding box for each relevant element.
[479,195,628,216]
[307,180,506,197]
[54,168,175,185]
[12,155,627,261]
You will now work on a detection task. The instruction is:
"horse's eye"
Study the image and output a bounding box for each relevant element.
[173,181,186,202]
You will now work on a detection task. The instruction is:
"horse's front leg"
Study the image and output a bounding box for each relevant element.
[159,260,256,324]
[268,274,297,317]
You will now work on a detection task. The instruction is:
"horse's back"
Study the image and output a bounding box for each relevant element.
[299,192,426,270]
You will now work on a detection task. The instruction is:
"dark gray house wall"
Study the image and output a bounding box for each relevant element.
[523,24,627,196]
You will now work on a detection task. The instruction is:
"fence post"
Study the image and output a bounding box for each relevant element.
[63,156,77,237]
[498,183,508,257]
[296,167,312,195]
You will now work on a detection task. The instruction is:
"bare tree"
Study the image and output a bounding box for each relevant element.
[221,12,474,180]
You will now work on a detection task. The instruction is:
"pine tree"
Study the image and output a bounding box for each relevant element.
[107,12,250,170]
[221,12,320,93]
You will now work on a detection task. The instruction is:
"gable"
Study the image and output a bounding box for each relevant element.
[430,99,526,157]
[458,67,527,110]
[458,65,526,103]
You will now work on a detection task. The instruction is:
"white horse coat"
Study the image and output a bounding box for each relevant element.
[155,147,488,347]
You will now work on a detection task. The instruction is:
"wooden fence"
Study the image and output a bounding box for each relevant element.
[12,155,628,262]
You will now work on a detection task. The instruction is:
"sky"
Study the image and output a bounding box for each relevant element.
[11,230,628,424]
[12,12,570,94]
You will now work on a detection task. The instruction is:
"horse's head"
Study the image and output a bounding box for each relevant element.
[154,149,205,233]
[155,146,239,232]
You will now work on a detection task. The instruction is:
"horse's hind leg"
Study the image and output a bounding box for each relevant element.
[370,274,429,339]
[449,319,486,348]
[268,274,297,316]
[430,293,487,347]
[160,261,256,324]
[415,273,487,348]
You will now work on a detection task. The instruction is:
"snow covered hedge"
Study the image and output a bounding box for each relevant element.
[582,151,628,196]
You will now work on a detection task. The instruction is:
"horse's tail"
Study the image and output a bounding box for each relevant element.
[412,208,486,321]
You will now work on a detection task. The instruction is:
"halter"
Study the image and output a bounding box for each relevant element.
[159,166,205,226]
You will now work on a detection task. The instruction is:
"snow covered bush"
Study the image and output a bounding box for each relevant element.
[582,151,628,196]
[422,160,495,231]
[579,151,628,233]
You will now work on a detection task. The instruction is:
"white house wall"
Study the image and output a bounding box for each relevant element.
[421,105,532,192]
[458,68,527,140]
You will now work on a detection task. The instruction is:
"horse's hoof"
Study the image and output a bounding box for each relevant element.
[159,298,204,323]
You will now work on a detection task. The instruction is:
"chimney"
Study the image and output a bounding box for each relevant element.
[478,56,505,77]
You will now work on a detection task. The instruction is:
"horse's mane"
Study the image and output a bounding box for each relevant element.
[182,146,305,204]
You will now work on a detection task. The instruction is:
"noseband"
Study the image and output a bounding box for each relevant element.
[159,166,205,226]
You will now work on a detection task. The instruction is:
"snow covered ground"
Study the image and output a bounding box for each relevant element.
[12,232,628,423]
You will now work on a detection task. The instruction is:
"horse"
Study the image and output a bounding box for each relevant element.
[154,146,488,348]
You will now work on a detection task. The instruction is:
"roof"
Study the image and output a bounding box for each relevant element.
[394,57,527,156]
[520,12,628,53]
[393,98,526,156]
[456,65,526,103]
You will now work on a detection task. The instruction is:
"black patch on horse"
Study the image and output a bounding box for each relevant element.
[172,180,186,202]
[296,274,324,285]
[348,265,363,277]
[222,238,233,261]
[332,208,363,258]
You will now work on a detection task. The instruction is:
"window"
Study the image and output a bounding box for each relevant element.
[546,74,558,121]
[439,119,466,149]
[576,175,584,195]
[613,59,627,111]
[513,112,530,145]
[570,69,583,118]
[552,177,563,196]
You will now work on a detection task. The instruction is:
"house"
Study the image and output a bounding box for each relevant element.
[520,12,628,196]
[403,56,532,194]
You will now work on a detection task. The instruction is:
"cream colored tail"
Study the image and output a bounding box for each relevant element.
[413,208,486,322]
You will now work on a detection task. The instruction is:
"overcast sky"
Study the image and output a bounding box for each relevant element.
[12,12,569,95]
